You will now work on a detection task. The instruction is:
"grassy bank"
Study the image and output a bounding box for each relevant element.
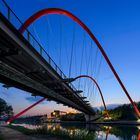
[7,125,95,140]
[8,125,34,135]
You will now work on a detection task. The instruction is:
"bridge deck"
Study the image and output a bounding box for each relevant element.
[0,12,95,115]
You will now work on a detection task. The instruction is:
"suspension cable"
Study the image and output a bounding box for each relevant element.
[59,16,62,68]
[78,31,85,90]
[69,23,76,77]
[32,23,43,47]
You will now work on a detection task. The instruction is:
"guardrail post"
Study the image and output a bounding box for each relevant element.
[27,31,30,42]
[40,47,42,56]
[55,65,57,72]
[8,7,10,21]
[49,57,51,65]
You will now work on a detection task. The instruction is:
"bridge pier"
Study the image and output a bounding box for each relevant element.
[84,114,101,122]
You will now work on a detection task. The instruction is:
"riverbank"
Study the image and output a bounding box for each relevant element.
[51,120,140,125]
[0,123,139,140]
[0,125,95,140]
[91,121,140,126]
[0,126,60,140]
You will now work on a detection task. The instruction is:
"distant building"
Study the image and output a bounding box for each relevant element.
[51,110,67,118]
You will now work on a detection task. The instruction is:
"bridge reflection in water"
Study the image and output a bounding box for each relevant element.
[12,123,140,140]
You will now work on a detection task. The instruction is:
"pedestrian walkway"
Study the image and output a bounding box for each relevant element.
[0,126,58,140]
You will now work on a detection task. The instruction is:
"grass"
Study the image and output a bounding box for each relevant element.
[35,127,95,140]
[7,125,34,135]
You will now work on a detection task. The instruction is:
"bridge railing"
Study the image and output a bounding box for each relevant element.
[0,0,79,93]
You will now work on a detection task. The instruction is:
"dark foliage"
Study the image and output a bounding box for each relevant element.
[109,102,140,120]
[60,113,85,121]
[0,98,13,119]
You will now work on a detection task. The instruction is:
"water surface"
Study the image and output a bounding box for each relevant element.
[13,123,140,140]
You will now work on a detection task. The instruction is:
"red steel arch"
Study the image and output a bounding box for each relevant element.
[73,75,109,117]
[19,8,140,117]
[7,97,46,124]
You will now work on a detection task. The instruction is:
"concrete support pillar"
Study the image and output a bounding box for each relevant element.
[84,114,101,122]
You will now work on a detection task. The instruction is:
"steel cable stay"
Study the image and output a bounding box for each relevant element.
[60,17,72,76]
[86,39,92,75]
[64,34,70,76]
[74,46,78,77]
[59,16,62,68]
[96,49,103,108]
[96,56,103,107]
[32,23,44,54]
[83,32,87,97]
[45,16,54,36]
[78,31,85,90]
[78,35,94,101]
[89,51,98,106]
[68,23,76,78]
[45,16,56,55]
[96,54,103,82]
[85,35,92,99]
[95,54,103,107]
[92,47,99,107]
[91,46,98,103]
[32,23,44,50]
[86,39,93,100]
[73,27,78,78]
[87,41,96,105]
[94,55,103,107]
[46,17,50,54]
[84,36,91,99]
[62,19,70,76]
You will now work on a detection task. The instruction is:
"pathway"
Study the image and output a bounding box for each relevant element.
[0,126,58,140]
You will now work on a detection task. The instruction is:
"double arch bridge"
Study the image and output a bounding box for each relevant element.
[0,0,139,122]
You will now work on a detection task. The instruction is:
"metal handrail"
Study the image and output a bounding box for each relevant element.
[0,0,78,93]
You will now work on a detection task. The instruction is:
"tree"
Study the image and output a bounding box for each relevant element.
[60,113,85,121]
[0,98,13,118]
[109,103,138,121]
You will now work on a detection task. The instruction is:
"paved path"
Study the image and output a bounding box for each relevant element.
[0,126,58,140]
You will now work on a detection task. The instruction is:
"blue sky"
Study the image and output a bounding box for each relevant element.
[0,0,140,116]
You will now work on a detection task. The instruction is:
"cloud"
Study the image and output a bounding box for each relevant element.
[25,96,47,104]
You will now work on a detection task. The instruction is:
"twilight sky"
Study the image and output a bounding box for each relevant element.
[0,0,140,116]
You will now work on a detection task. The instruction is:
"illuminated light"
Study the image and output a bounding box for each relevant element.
[104,117,112,120]
[53,127,56,131]
[103,126,109,129]
[73,110,77,114]
[103,126,112,130]
[6,121,10,125]
[137,126,140,130]
[97,135,102,139]
[137,119,140,122]
[137,120,140,130]
[52,112,56,116]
